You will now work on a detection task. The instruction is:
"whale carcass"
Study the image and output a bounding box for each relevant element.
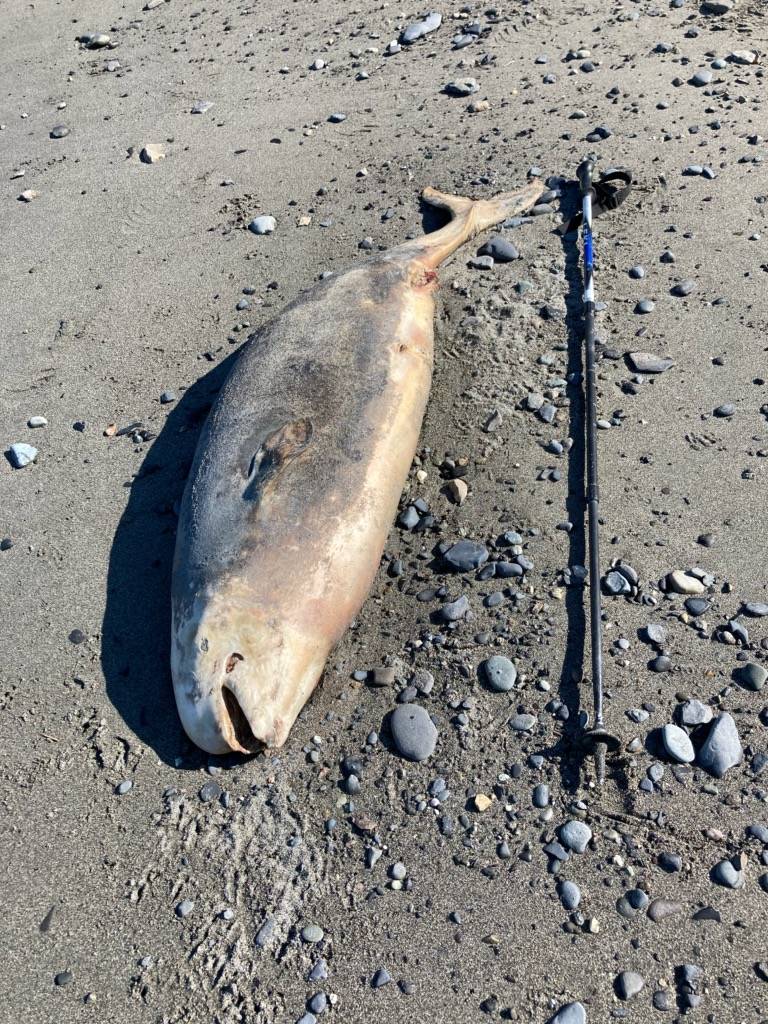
[171,179,544,754]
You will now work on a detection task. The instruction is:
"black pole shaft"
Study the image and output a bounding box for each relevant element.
[577,156,607,782]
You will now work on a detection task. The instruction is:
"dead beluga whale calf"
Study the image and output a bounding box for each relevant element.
[171,178,544,754]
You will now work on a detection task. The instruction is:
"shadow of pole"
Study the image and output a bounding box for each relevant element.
[555,190,590,793]
[101,352,240,767]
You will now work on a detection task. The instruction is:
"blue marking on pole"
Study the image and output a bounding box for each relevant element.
[584,228,593,271]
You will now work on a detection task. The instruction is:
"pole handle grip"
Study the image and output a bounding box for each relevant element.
[577,157,595,196]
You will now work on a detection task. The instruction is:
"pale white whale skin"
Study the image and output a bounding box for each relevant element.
[171,180,544,755]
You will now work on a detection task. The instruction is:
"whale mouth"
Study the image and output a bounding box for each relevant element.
[222,682,261,753]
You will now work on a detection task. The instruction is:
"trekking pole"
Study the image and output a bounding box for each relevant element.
[572,156,629,785]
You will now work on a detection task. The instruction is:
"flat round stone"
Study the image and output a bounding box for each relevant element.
[661,723,695,763]
[559,819,592,854]
[547,1003,586,1024]
[390,704,438,761]
[481,655,517,692]
[628,351,673,373]
[444,539,489,572]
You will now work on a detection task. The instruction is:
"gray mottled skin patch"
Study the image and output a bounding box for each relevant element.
[171,254,409,622]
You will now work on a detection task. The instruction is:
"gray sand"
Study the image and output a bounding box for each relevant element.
[2,1,768,1021]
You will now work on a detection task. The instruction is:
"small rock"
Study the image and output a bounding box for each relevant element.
[176,899,195,918]
[479,236,519,262]
[627,352,673,374]
[445,478,468,504]
[615,971,645,1000]
[647,898,682,922]
[481,655,517,692]
[558,881,581,911]
[667,570,706,595]
[698,712,742,777]
[390,704,438,761]
[712,858,744,889]
[444,78,480,97]
[547,1003,586,1024]
[401,11,441,44]
[301,924,324,943]
[661,723,695,763]
[444,539,488,572]
[734,662,767,691]
[249,215,276,235]
[7,443,38,468]
[559,820,592,854]
[680,699,713,726]
[140,144,166,163]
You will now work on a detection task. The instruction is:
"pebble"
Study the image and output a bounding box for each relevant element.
[743,602,768,617]
[115,779,133,795]
[627,352,673,374]
[734,662,767,691]
[301,924,324,943]
[478,236,519,262]
[27,416,47,428]
[635,299,655,314]
[691,69,713,87]
[390,704,437,761]
[444,539,488,572]
[439,595,469,622]
[559,820,592,854]
[661,723,695,763]
[199,780,222,803]
[645,897,681,923]
[249,215,276,235]
[615,972,645,1000]
[680,699,712,726]
[79,31,111,48]
[49,125,70,139]
[667,570,705,595]
[481,655,517,692]
[698,712,742,777]
[684,597,710,616]
[445,478,468,504]
[328,112,347,123]
[643,623,665,646]
[160,390,176,404]
[371,967,392,988]
[191,100,214,115]
[176,899,195,918]
[712,858,744,888]
[401,11,441,44]
[713,403,735,417]
[140,144,165,163]
[701,0,734,11]
[510,713,536,732]
[7,443,38,468]
[444,78,480,97]
[558,880,581,910]
[671,279,695,297]
[547,1003,586,1024]
[649,655,672,673]
[533,783,550,808]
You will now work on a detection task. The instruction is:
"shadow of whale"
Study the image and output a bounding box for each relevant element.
[101,351,239,766]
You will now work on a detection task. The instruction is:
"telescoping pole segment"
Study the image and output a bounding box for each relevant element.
[577,156,609,785]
